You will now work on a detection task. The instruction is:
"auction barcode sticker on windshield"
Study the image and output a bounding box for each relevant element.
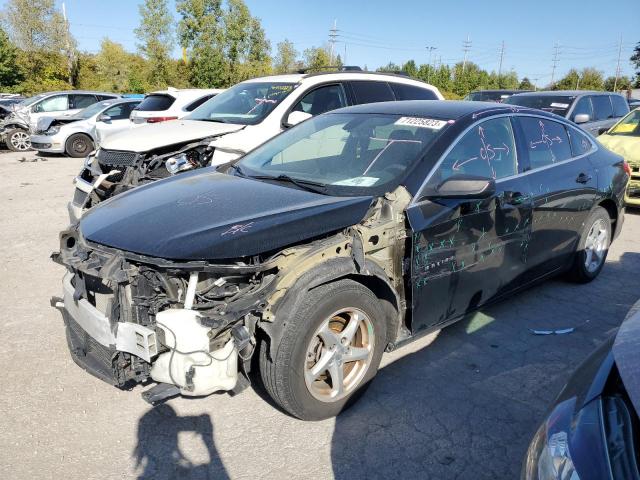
[550,102,570,109]
[395,117,448,129]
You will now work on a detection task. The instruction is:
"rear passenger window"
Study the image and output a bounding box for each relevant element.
[350,81,394,104]
[567,128,592,156]
[185,94,214,112]
[429,117,517,183]
[71,94,98,109]
[591,96,614,120]
[611,95,630,117]
[390,83,437,100]
[571,97,593,122]
[519,117,572,169]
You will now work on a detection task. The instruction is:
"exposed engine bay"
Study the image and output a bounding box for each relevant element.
[52,187,411,402]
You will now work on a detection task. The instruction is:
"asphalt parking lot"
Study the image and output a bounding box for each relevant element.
[1,149,638,480]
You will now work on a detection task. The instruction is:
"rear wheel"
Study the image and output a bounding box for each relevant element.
[6,128,30,151]
[65,133,94,158]
[259,279,387,420]
[568,206,611,283]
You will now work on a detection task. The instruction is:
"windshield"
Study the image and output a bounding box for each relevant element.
[75,101,113,119]
[186,82,296,125]
[21,94,45,107]
[504,95,574,116]
[236,112,449,196]
[466,92,511,102]
[608,110,640,136]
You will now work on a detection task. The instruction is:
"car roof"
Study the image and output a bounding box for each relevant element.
[469,89,527,94]
[35,90,120,96]
[510,90,615,97]
[330,100,546,119]
[148,88,223,96]
[241,71,438,87]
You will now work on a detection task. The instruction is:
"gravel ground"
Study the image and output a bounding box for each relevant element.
[1,149,639,480]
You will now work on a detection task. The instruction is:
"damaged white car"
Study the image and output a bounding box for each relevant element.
[68,69,442,223]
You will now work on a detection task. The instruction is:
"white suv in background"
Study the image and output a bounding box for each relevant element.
[70,69,443,221]
[129,88,224,125]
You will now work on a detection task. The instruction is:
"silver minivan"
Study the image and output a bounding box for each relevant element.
[504,90,630,136]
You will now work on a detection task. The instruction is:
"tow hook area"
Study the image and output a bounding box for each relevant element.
[50,296,64,310]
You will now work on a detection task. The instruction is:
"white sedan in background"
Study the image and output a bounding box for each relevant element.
[30,98,141,157]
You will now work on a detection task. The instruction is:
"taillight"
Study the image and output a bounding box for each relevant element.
[622,161,631,177]
[146,116,178,123]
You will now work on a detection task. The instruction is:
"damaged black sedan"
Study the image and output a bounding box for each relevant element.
[52,101,628,420]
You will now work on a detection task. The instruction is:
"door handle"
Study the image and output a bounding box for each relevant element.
[576,173,592,184]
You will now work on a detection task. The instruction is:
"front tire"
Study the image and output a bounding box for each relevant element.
[65,133,94,158]
[6,128,31,151]
[568,206,611,283]
[259,279,387,420]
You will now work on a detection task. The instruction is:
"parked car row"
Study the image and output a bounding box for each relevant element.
[46,68,635,477]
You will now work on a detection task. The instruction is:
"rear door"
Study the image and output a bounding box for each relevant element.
[589,95,616,135]
[515,115,597,274]
[407,115,533,332]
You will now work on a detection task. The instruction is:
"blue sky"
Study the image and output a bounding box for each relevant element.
[4,0,638,86]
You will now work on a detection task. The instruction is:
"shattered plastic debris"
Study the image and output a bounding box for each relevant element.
[529,328,575,335]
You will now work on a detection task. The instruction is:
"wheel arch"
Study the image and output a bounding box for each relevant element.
[259,257,402,360]
[597,197,618,231]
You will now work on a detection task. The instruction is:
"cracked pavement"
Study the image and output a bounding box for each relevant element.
[1,150,638,479]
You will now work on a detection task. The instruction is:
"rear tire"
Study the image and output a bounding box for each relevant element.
[568,206,611,283]
[6,128,31,151]
[259,279,387,420]
[65,133,93,158]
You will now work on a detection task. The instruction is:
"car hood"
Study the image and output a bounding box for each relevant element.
[599,134,640,164]
[100,119,244,152]
[613,302,640,416]
[79,169,374,260]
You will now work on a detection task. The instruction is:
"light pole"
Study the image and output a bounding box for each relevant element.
[426,46,437,83]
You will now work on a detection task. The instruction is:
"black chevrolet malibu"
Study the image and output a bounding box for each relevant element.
[522,302,640,480]
[52,101,629,420]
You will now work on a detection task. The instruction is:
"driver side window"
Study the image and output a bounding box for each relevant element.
[292,84,347,116]
[429,117,517,188]
[35,95,69,113]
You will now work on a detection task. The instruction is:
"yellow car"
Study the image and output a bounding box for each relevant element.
[599,108,640,206]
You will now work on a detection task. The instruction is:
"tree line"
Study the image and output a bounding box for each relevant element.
[0,0,639,98]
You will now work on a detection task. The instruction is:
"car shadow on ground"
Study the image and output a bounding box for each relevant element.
[133,404,229,480]
[330,251,640,479]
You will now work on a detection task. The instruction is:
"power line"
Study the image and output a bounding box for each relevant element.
[462,35,471,72]
[498,40,505,76]
[550,42,561,87]
[328,20,338,64]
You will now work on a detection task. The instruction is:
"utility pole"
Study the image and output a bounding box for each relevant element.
[426,46,437,83]
[614,35,623,92]
[62,2,73,85]
[498,40,505,77]
[328,20,338,65]
[550,42,560,87]
[462,35,471,73]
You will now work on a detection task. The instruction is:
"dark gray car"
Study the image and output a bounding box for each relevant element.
[504,90,629,136]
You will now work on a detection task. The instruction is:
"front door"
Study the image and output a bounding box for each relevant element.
[406,116,533,333]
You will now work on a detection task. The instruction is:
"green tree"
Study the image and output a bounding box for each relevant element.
[274,39,298,74]
[402,59,417,78]
[519,77,534,90]
[604,75,631,92]
[177,0,225,87]
[554,68,580,90]
[0,27,22,88]
[579,68,604,90]
[302,46,331,72]
[630,41,640,87]
[135,0,174,88]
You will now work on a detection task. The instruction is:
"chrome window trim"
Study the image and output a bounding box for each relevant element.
[411,112,598,205]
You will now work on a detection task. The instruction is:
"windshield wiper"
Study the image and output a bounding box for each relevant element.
[200,118,228,123]
[248,174,328,194]
[228,163,246,177]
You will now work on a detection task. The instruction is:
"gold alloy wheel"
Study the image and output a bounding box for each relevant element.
[304,308,375,402]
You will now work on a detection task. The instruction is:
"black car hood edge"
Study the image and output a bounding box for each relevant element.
[79,169,374,261]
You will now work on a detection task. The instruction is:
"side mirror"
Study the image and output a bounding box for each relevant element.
[97,114,111,123]
[573,113,590,124]
[432,175,496,199]
[284,110,312,128]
